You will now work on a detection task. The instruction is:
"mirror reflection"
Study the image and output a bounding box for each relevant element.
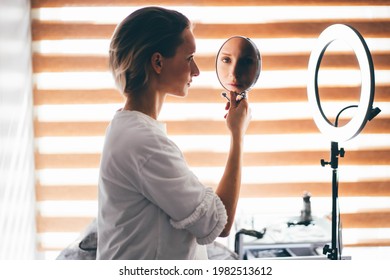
[216,36,261,95]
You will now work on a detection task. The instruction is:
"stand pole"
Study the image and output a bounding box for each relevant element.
[330,169,339,260]
[321,141,344,260]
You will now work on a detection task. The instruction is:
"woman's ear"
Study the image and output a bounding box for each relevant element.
[151,52,163,74]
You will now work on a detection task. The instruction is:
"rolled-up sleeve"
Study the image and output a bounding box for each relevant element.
[138,137,227,245]
[170,187,227,245]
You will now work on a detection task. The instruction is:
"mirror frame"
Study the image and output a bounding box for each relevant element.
[215,36,262,94]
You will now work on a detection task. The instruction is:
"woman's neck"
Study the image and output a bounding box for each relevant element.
[123,89,165,120]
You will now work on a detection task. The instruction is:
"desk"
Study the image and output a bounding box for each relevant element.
[237,216,335,259]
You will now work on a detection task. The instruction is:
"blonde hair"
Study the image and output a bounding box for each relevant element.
[109,7,190,96]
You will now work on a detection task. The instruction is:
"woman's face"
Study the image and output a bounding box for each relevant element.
[216,37,258,93]
[158,28,200,97]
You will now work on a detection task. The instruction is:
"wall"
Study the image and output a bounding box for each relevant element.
[0,0,36,259]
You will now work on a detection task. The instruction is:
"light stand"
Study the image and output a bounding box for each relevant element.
[307,24,378,260]
[319,106,380,260]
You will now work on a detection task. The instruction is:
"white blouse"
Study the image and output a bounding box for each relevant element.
[97,110,227,260]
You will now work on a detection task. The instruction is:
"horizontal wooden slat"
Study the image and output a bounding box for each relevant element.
[345,239,390,247]
[32,52,390,72]
[36,216,94,233]
[35,210,390,232]
[193,21,390,39]
[36,184,97,201]
[35,181,390,201]
[35,121,110,136]
[341,211,390,228]
[202,21,388,38]
[33,85,390,105]
[204,148,390,165]
[31,0,390,8]
[33,118,390,137]
[32,54,211,72]
[36,153,100,168]
[34,89,123,105]
[31,20,390,40]
[33,54,109,73]
[35,150,390,169]
[240,181,390,198]
[31,21,115,40]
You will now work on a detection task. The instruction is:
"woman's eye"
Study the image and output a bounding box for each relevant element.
[237,57,254,67]
[221,57,231,63]
[245,58,255,65]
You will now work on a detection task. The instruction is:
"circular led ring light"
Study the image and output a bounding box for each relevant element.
[307,24,375,142]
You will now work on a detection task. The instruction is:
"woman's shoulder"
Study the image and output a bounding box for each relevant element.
[109,110,169,148]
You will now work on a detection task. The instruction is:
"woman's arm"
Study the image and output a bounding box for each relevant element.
[216,91,251,237]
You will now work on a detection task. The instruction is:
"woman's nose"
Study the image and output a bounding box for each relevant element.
[229,67,238,79]
[191,60,200,77]
[230,65,242,79]
[229,63,240,78]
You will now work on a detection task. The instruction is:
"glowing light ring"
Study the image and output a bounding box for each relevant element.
[307,24,375,142]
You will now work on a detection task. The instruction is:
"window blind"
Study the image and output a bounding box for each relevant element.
[31,0,390,259]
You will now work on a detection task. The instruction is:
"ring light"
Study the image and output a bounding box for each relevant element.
[307,24,375,142]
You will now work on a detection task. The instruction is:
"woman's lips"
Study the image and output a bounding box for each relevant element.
[228,83,243,88]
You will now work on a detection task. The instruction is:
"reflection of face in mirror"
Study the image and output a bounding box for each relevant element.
[216,36,260,93]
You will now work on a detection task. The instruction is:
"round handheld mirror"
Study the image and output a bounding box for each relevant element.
[216,36,261,98]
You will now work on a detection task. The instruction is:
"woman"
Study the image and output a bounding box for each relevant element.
[97,6,252,260]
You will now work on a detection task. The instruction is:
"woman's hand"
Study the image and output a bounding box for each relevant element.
[224,91,252,138]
